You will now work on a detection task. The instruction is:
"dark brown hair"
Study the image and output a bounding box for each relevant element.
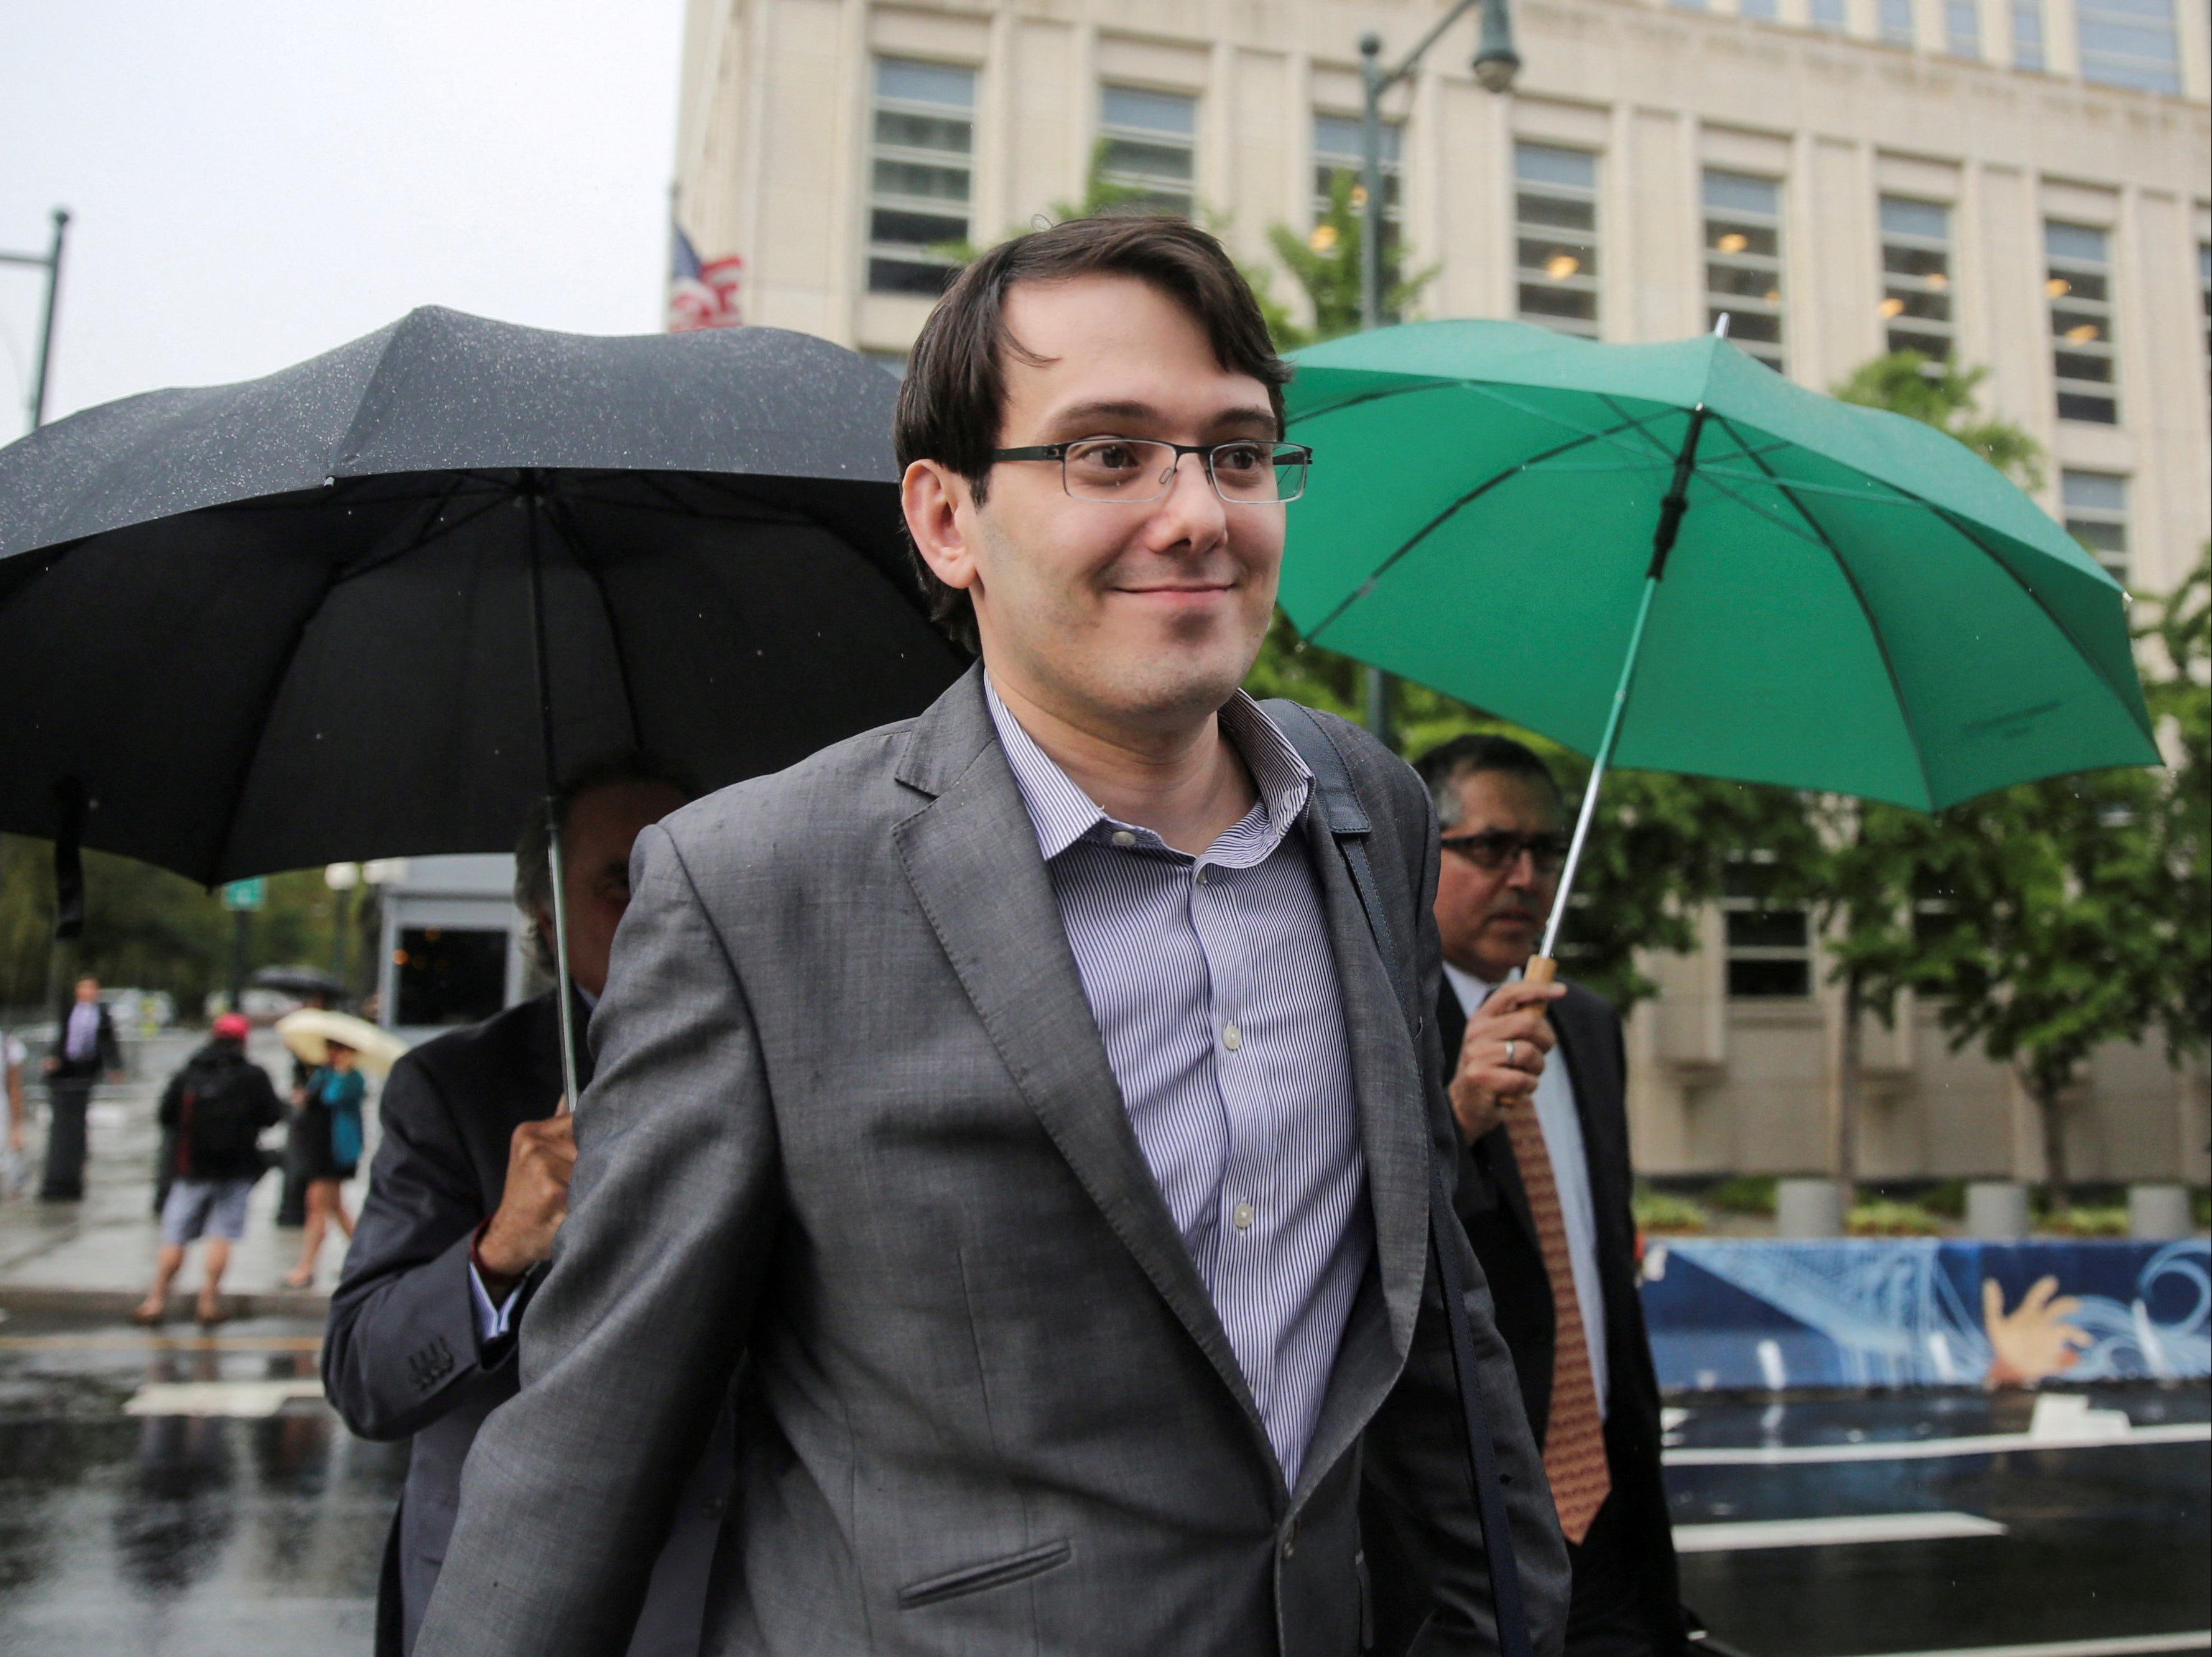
[894,215,1291,653]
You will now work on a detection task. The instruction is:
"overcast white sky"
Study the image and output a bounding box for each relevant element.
[0,2,687,445]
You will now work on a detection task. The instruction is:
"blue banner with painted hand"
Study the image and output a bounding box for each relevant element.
[1639,1238,2210,1392]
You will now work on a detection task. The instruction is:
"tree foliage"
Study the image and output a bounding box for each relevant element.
[1830,351,2047,491]
[0,836,359,1014]
[1243,614,1787,1010]
[1263,169,1437,349]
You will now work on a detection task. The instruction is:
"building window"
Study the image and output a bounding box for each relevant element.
[2047,221,2117,425]
[1705,170,1786,372]
[1516,145,1601,338]
[2061,471,2129,583]
[1739,0,1779,18]
[2012,0,2047,67]
[1879,196,1955,360]
[1313,113,1402,275]
[2075,0,2182,93]
[1099,85,1196,218]
[2200,242,2211,416]
[1724,860,1812,999]
[866,58,975,298]
[1945,0,1982,53]
[1879,0,1918,44]
[1810,0,1848,30]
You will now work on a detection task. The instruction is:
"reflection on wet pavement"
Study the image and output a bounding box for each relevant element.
[0,1312,404,1656]
[1668,1385,2211,1656]
[3,1306,2206,1656]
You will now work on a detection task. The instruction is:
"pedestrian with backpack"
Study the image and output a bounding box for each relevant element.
[134,1012,284,1325]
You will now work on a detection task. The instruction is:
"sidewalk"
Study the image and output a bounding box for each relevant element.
[0,1027,376,1321]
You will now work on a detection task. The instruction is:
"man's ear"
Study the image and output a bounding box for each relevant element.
[902,460,981,596]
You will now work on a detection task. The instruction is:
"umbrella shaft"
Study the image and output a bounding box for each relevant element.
[524,489,585,1111]
[1538,571,1660,964]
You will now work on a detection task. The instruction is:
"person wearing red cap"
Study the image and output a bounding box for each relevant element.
[133,1012,284,1324]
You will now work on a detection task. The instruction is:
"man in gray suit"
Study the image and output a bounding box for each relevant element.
[325,754,729,1655]
[420,216,1568,1657]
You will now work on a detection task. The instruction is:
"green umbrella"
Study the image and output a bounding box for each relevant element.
[1282,318,2158,972]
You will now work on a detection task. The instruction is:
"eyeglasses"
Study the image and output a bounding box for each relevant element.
[989,437,1312,505]
[1440,829,1571,875]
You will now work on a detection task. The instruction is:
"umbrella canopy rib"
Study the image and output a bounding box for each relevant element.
[1936,507,2154,739]
[1301,415,1653,647]
[1711,412,1938,808]
[546,492,646,754]
[205,562,352,887]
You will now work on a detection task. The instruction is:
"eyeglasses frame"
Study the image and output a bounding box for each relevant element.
[988,436,1313,505]
[1438,829,1571,876]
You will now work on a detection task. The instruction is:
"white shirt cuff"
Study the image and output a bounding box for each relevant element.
[468,1257,521,1346]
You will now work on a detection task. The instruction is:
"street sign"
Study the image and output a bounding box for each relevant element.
[220,877,266,912]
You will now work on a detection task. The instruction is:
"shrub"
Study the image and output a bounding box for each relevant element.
[1706,1176,1777,1216]
[1634,1189,1711,1235]
[1848,1201,1946,1237]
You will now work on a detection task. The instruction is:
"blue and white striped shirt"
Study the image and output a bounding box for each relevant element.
[986,677,1370,1487]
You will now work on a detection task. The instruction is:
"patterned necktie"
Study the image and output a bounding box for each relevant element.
[1499,1093,1611,1544]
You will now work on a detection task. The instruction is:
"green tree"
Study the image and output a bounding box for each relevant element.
[1770,349,2053,1204]
[2137,550,2211,1067]
[1243,615,1789,1010]
[0,836,347,1017]
[1839,765,2170,1211]
[1263,170,1437,348]
[1831,351,2047,491]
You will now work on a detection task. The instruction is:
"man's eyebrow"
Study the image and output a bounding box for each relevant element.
[1042,400,1279,436]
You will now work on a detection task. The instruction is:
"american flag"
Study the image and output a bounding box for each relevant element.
[668,223,744,332]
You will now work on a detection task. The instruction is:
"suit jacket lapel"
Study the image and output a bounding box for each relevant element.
[1289,796,1433,1506]
[891,670,1269,1454]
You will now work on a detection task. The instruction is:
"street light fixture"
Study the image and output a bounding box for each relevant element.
[1353,0,1519,736]
[0,208,72,433]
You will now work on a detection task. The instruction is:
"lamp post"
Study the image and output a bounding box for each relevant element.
[0,208,71,432]
[1353,1,1518,737]
[325,862,360,992]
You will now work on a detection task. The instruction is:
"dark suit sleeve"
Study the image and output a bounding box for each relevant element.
[1357,756,1571,1657]
[415,823,780,1657]
[98,1010,121,1072]
[323,1053,511,1442]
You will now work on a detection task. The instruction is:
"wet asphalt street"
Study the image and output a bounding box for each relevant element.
[0,1310,403,1656]
[0,1305,2204,1655]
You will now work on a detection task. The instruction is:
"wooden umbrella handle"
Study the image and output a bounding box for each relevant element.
[1522,956,1558,989]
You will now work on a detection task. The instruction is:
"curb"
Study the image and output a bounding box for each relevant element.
[0,1285,331,1321]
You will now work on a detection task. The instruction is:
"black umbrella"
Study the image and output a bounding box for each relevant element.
[249,964,347,1000]
[0,305,964,1099]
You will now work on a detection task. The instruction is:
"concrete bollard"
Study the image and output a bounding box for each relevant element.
[2127,1183,2192,1240]
[1966,1181,2031,1240]
[1776,1178,1843,1238]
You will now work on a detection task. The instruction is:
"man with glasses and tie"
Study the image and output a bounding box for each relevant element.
[1408,737,1687,1657]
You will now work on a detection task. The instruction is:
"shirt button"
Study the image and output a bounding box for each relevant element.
[1222,1023,1242,1051]
[1194,867,1208,884]
[1111,829,1136,847]
[1233,1201,1255,1230]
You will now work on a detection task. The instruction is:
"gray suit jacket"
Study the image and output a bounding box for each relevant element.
[325,993,732,1656]
[418,667,1568,1657]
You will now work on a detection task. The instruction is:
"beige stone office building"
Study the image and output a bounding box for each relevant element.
[673,0,2211,1195]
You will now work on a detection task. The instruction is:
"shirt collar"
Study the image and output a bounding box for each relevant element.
[983,671,1313,862]
[1443,961,1525,1017]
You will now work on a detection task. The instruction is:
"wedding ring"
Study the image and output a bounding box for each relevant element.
[1504,1039,1517,1065]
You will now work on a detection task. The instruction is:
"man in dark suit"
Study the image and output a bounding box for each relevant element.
[1416,736,1686,1657]
[41,974,121,1200]
[323,754,729,1657]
